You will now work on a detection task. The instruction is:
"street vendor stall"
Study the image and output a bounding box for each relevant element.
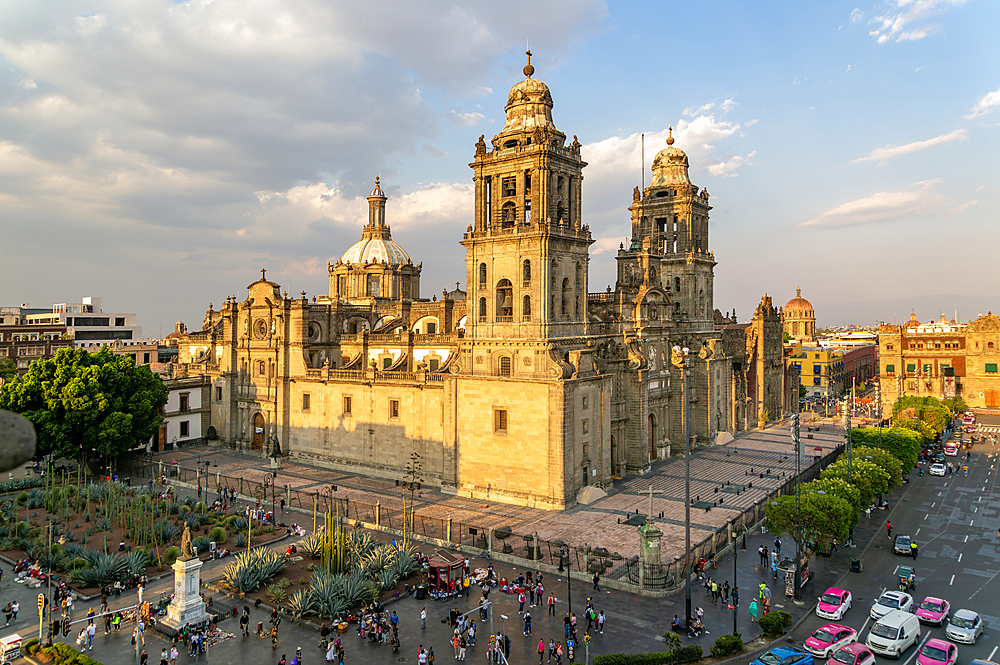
[427,550,464,592]
[1,633,23,665]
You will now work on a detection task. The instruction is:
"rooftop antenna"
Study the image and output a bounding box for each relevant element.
[641,133,645,192]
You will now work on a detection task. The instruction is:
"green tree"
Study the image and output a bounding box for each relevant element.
[799,384,808,399]
[851,426,922,471]
[893,396,950,440]
[941,397,967,414]
[783,331,795,343]
[801,477,863,527]
[852,446,903,489]
[820,457,891,509]
[0,347,167,471]
[765,491,853,555]
[0,357,16,382]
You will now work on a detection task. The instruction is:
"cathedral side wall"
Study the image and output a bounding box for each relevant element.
[454,377,568,510]
[287,380,446,481]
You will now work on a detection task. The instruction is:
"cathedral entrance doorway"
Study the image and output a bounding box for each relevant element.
[253,412,265,451]
[648,414,656,460]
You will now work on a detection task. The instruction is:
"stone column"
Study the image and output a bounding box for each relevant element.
[639,517,663,588]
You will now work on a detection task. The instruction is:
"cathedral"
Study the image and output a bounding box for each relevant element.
[173,56,795,510]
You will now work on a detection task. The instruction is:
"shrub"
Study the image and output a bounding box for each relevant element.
[163,546,182,565]
[209,527,228,545]
[593,647,702,665]
[710,634,743,658]
[234,532,248,548]
[23,638,40,656]
[758,611,792,637]
[194,501,207,514]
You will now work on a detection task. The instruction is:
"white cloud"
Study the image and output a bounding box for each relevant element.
[591,236,625,255]
[449,110,485,126]
[850,8,865,22]
[868,0,965,44]
[850,129,968,164]
[16,79,36,90]
[745,119,758,127]
[721,97,737,112]
[948,199,979,214]
[846,64,851,72]
[707,150,756,177]
[967,87,1000,119]
[800,180,947,227]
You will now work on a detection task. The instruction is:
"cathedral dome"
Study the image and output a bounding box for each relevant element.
[904,312,920,328]
[650,128,691,187]
[784,288,813,314]
[499,52,557,136]
[341,236,410,266]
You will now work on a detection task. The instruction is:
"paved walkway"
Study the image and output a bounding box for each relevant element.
[147,421,846,566]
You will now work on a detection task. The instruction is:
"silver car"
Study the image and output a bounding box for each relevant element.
[946,609,983,644]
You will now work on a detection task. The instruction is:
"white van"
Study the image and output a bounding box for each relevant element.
[866,609,921,658]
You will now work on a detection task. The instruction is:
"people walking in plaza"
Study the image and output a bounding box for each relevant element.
[593,572,600,591]
[886,520,893,539]
[3,604,11,626]
[538,639,546,664]
[86,622,96,650]
[758,545,765,569]
[748,599,758,624]
[548,593,556,616]
[711,579,719,605]
[597,610,605,634]
[773,537,781,556]
[523,611,532,636]
[518,592,526,614]
[732,586,739,608]
[421,607,427,629]
[170,646,178,665]
[548,639,556,664]
[722,581,730,602]
[160,648,169,665]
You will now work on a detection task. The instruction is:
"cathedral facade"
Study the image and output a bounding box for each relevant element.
[173,59,792,510]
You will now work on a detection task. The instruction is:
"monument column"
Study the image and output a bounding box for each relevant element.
[162,526,211,630]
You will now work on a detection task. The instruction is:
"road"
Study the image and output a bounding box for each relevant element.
[787,437,1000,664]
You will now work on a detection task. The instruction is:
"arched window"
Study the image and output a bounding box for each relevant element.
[674,276,681,292]
[561,278,570,316]
[575,263,582,290]
[522,295,531,321]
[575,294,580,319]
[501,201,517,228]
[498,356,512,377]
[557,201,565,223]
[479,263,487,289]
[257,360,266,376]
[478,297,487,322]
[523,259,531,286]
[551,260,558,285]
[496,279,513,320]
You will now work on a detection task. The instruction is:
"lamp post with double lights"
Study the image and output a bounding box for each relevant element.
[730,519,747,636]
[263,473,277,525]
[558,543,573,626]
[671,345,692,629]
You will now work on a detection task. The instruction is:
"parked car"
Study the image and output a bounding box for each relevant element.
[804,624,858,658]
[945,609,983,644]
[830,643,876,665]
[871,590,914,620]
[917,639,958,665]
[916,596,950,625]
[751,647,815,665]
[816,587,853,620]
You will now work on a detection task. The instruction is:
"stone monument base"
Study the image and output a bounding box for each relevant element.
[161,557,211,630]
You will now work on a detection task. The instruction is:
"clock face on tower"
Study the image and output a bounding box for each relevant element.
[254,318,268,339]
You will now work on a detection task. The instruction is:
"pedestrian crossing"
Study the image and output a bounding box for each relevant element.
[977,426,1000,434]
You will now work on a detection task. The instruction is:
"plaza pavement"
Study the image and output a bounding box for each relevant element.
[145,416,848,566]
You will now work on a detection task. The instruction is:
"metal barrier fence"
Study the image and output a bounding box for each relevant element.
[119,441,843,592]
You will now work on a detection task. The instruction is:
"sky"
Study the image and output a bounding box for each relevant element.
[1,0,997,334]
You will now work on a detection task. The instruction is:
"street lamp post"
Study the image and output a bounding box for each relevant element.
[792,413,803,604]
[559,544,573,628]
[672,345,692,629]
[730,520,747,636]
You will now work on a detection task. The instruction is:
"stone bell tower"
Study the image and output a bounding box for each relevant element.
[461,50,593,343]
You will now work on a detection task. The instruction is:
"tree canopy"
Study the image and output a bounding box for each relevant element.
[0,358,16,382]
[0,348,167,468]
[893,396,951,442]
[820,457,891,509]
[852,446,903,489]
[851,426,922,471]
[800,477,863,528]
[765,491,853,556]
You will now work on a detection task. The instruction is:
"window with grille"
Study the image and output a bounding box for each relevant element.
[179,393,189,412]
[302,393,311,412]
[494,409,508,433]
[215,387,223,401]
[343,396,352,416]
[479,263,487,288]
[389,399,400,419]
[180,421,189,437]
[499,356,512,377]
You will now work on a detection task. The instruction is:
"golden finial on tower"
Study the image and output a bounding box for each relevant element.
[666,127,674,146]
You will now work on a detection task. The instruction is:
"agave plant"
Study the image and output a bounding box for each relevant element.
[298,532,324,558]
[376,568,398,591]
[222,547,286,592]
[125,550,149,576]
[152,518,179,544]
[287,590,312,620]
[192,536,211,554]
[265,583,287,604]
[234,532,248,548]
[27,489,46,509]
[70,553,130,588]
[347,530,375,559]
[361,547,393,576]
[307,571,347,619]
[340,570,377,608]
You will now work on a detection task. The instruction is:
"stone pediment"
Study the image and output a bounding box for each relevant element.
[969,312,1000,332]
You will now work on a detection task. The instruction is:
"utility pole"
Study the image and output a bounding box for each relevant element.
[792,413,802,603]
